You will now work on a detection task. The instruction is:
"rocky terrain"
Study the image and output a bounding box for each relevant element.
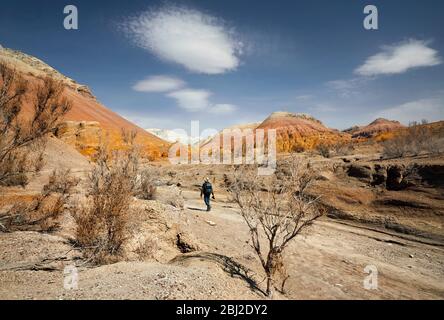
[1,139,443,299]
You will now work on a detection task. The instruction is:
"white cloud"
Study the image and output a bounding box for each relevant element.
[124,5,242,74]
[326,77,369,97]
[294,95,313,101]
[209,103,237,114]
[377,98,444,124]
[133,74,236,114]
[167,89,211,112]
[355,39,442,76]
[133,75,185,92]
[309,103,337,113]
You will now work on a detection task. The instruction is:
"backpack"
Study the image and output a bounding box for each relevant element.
[203,182,213,195]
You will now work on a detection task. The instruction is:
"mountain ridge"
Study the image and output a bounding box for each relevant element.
[0,46,171,159]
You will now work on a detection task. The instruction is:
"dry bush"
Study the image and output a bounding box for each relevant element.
[0,169,78,232]
[331,141,354,156]
[382,122,444,158]
[0,62,71,186]
[166,191,184,209]
[315,141,353,158]
[121,128,137,145]
[44,168,80,194]
[134,167,158,200]
[229,157,323,296]
[134,236,158,260]
[315,143,331,158]
[72,140,140,264]
[154,185,184,209]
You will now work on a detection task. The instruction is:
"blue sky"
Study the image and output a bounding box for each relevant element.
[1,0,443,131]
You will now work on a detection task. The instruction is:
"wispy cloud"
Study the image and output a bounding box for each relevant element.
[309,103,337,113]
[209,103,237,114]
[132,75,185,92]
[326,77,370,98]
[294,95,313,101]
[327,39,441,98]
[123,5,242,74]
[133,75,237,114]
[377,97,444,124]
[355,39,442,76]
[167,89,211,112]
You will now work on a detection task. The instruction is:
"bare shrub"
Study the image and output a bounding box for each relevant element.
[154,186,184,210]
[382,137,408,158]
[331,141,354,156]
[135,167,158,200]
[0,170,78,232]
[167,192,185,210]
[72,140,140,264]
[121,128,137,145]
[316,143,330,158]
[134,237,157,260]
[229,158,323,296]
[382,122,444,158]
[0,62,71,186]
[44,168,80,194]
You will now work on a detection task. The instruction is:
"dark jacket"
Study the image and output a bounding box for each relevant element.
[201,182,214,197]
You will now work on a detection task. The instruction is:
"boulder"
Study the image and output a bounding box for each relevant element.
[371,164,387,186]
[417,164,444,188]
[347,164,373,183]
[386,165,405,190]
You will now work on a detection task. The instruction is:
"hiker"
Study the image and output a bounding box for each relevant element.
[200,177,215,211]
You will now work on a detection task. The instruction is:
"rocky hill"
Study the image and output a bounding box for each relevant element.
[0,46,170,159]
[257,112,350,152]
[200,122,261,148]
[200,112,350,153]
[348,118,405,139]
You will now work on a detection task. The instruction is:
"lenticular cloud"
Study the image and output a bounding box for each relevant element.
[355,39,442,76]
[124,6,242,74]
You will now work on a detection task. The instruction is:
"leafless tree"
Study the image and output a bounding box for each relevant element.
[382,121,444,158]
[0,62,71,186]
[229,157,324,296]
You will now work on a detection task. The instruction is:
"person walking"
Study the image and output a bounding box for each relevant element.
[200,177,215,211]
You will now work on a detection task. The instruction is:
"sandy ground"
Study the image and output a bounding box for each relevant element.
[1,144,443,299]
[1,185,443,300]
[177,190,444,299]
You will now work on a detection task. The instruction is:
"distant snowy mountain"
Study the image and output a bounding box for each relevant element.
[145,128,202,145]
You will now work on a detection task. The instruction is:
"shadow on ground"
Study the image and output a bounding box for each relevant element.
[169,251,265,296]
